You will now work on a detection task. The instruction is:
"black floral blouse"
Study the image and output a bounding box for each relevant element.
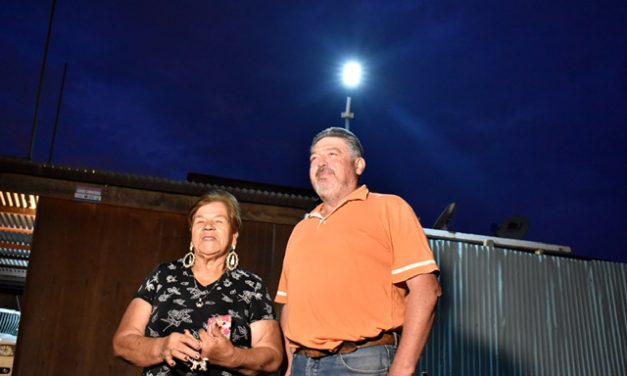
[136,259,277,376]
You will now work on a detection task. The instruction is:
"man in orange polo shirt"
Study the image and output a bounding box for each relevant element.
[275,127,441,376]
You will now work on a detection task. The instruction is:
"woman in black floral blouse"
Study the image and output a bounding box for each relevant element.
[113,190,283,375]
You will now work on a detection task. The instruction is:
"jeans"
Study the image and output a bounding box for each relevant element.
[292,344,397,375]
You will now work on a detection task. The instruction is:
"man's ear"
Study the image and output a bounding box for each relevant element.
[354,157,366,176]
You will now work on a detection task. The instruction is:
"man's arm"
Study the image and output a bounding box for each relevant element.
[389,273,441,376]
[279,304,294,376]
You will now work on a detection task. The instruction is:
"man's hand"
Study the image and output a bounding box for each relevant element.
[388,273,441,376]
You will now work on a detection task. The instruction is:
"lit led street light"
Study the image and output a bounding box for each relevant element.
[342,61,362,88]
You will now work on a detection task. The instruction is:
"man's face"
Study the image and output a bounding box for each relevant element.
[309,136,363,203]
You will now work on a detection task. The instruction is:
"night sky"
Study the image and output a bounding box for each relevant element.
[2,1,626,263]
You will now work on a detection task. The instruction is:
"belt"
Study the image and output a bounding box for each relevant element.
[295,332,398,359]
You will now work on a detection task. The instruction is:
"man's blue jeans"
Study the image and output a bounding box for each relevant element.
[291,344,397,375]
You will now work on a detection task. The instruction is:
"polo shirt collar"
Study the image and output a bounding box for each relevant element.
[306,185,369,219]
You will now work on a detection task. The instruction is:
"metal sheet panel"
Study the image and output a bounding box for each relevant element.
[419,239,627,376]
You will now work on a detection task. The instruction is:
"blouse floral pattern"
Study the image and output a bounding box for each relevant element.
[136,259,277,376]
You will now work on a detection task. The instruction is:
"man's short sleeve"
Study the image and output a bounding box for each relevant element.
[386,196,439,283]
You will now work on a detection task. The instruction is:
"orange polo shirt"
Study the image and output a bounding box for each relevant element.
[275,185,438,350]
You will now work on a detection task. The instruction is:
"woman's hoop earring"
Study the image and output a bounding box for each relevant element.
[183,242,195,268]
[226,246,239,271]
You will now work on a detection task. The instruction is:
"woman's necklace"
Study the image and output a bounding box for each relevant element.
[191,273,223,308]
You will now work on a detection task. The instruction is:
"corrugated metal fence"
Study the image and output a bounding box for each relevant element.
[419,239,627,375]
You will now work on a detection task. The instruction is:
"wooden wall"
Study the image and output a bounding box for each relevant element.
[13,196,296,375]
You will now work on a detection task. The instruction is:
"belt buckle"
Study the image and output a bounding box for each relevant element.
[308,349,329,359]
[299,348,332,359]
[337,341,358,354]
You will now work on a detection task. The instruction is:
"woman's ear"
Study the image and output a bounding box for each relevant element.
[231,232,239,248]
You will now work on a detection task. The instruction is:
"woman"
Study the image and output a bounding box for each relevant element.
[113,190,283,375]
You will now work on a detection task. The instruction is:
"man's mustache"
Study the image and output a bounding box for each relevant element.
[315,166,334,178]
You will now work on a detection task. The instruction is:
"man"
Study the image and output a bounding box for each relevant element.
[275,127,441,376]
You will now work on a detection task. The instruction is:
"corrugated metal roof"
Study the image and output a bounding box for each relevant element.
[420,239,627,375]
[0,156,318,210]
[425,228,572,255]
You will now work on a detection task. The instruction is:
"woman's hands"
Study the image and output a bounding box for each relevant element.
[113,299,208,369]
[197,320,283,375]
[159,329,203,367]
[198,323,236,366]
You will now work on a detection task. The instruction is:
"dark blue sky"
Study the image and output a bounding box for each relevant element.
[2,1,626,262]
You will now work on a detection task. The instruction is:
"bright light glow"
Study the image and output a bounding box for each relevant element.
[342,61,362,88]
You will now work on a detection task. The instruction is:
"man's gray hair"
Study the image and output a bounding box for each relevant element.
[310,127,364,159]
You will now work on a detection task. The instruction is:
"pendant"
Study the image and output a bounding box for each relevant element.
[196,300,203,308]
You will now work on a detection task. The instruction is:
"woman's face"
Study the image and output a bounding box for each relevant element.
[191,201,238,259]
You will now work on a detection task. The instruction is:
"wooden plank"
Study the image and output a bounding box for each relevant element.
[0,241,30,251]
[0,206,36,216]
[0,227,32,234]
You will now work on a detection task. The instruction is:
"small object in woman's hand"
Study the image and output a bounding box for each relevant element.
[189,357,209,371]
[207,314,232,338]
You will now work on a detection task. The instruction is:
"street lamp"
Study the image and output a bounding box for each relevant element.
[341,61,362,130]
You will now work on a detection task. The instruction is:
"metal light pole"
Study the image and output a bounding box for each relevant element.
[341,96,354,131]
[340,61,362,131]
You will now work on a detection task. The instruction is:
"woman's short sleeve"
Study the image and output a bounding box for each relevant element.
[135,263,167,304]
